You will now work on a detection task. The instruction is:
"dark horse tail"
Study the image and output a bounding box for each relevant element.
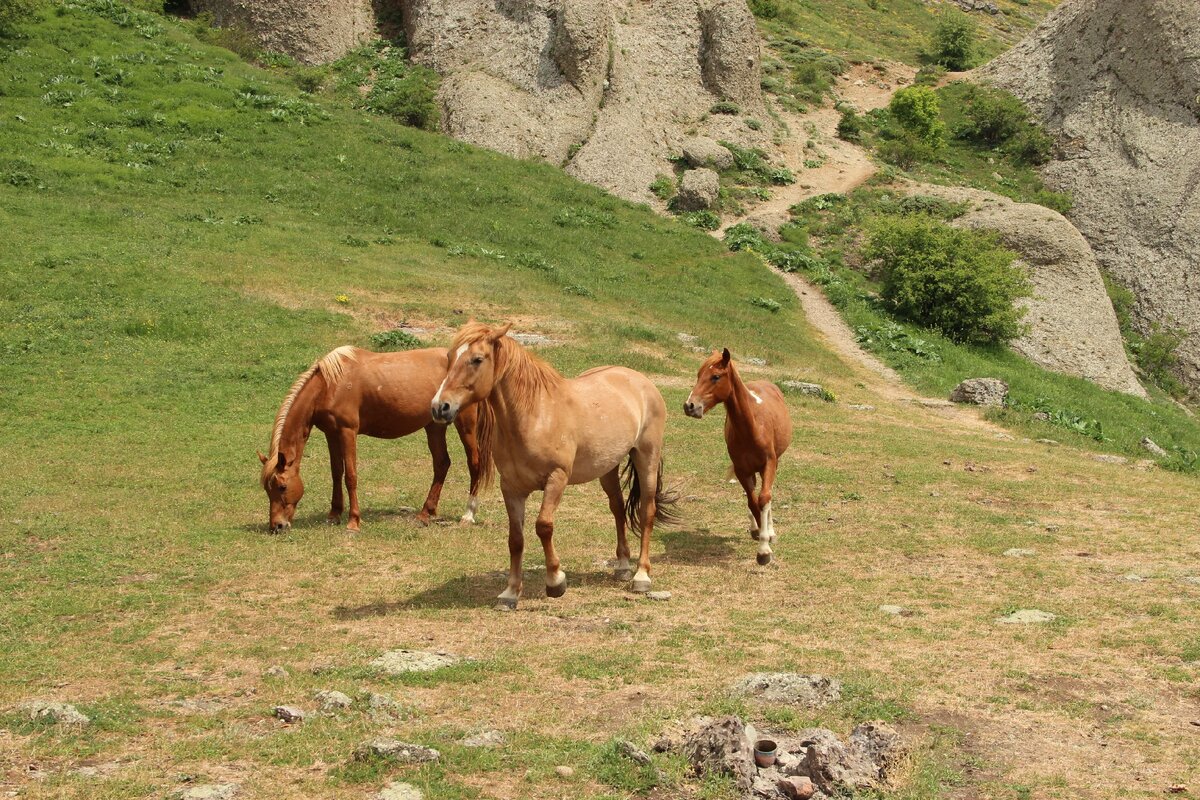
[621,451,682,530]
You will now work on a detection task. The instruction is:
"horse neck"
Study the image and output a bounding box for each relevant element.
[486,342,560,440]
[723,365,765,441]
[274,372,325,463]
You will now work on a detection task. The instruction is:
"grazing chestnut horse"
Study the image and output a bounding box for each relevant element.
[258,346,490,532]
[684,349,793,565]
[430,321,677,609]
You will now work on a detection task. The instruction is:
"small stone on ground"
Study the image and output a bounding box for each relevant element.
[997,609,1057,624]
[168,785,239,800]
[949,378,1008,406]
[554,765,574,778]
[461,729,506,748]
[355,738,440,763]
[263,665,288,679]
[730,673,842,708]
[273,705,306,723]
[314,690,352,711]
[17,700,89,726]
[878,605,905,616]
[371,649,460,675]
[376,781,424,800]
[1003,548,1037,557]
[1121,573,1146,582]
[646,591,672,601]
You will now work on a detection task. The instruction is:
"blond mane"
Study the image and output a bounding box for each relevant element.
[450,322,563,409]
[268,345,357,457]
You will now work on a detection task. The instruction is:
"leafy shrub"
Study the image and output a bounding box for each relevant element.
[745,118,762,131]
[876,133,938,169]
[679,210,720,230]
[0,0,40,35]
[649,174,675,201]
[888,86,946,147]
[750,297,782,312]
[930,10,977,70]
[954,85,1030,145]
[854,322,942,363]
[1132,326,1186,397]
[370,329,423,351]
[890,194,968,220]
[865,216,1031,345]
[748,0,781,18]
[836,107,865,142]
[364,65,439,129]
[719,141,795,186]
[724,223,766,252]
[914,65,946,87]
[710,101,740,115]
[553,206,617,228]
[767,248,822,273]
[1004,126,1053,165]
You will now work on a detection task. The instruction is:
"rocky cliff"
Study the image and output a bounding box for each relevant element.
[190,0,375,65]
[978,0,1200,395]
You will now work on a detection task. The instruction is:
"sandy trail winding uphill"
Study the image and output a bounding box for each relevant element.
[716,63,912,235]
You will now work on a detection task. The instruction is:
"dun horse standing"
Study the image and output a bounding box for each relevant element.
[259,346,489,532]
[430,321,677,609]
[684,349,793,564]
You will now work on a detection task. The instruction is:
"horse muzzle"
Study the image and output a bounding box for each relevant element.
[683,399,704,419]
[270,520,291,533]
[431,400,459,424]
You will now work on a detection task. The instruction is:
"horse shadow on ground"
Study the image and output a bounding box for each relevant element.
[333,566,623,617]
[656,527,739,566]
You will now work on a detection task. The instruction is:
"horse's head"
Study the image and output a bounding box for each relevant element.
[431,321,512,424]
[258,450,304,531]
[684,348,733,419]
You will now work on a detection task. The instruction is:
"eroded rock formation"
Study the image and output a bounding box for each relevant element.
[978,0,1200,395]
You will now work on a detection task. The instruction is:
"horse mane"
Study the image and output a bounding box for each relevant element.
[451,323,562,473]
[269,345,357,458]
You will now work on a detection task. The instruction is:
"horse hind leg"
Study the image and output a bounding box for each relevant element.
[736,470,760,540]
[755,458,780,566]
[326,430,345,525]
[627,449,661,594]
[600,468,632,580]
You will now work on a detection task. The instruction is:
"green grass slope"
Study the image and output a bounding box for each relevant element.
[3,5,1200,800]
[751,0,1059,65]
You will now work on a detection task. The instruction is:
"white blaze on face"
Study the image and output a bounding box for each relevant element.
[748,390,763,404]
[433,344,469,406]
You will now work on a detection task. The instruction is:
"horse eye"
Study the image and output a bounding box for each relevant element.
[470,356,484,365]
[711,375,720,382]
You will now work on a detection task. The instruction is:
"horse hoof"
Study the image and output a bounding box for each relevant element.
[756,552,772,566]
[494,597,517,611]
[546,580,567,599]
[346,523,360,533]
[326,515,341,526]
[415,515,432,527]
[631,578,652,594]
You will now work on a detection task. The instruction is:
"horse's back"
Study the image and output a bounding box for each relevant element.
[562,366,666,484]
[339,347,451,437]
[746,380,793,457]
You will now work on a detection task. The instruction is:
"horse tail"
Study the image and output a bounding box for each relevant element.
[622,452,682,530]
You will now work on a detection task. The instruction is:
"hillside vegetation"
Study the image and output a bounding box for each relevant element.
[2,4,1200,800]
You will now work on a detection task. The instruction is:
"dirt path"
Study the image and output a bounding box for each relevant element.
[712,63,1008,434]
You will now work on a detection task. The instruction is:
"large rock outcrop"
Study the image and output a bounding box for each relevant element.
[190,0,772,204]
[404,0,772,203]
[914,185,1146,397]
[977,0,1200,395]
[190,0,375,64]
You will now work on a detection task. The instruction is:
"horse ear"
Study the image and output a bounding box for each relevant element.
[721,348,731,366]
[257,451,268,465]
[488,322,513,342]
[275,452,287,473]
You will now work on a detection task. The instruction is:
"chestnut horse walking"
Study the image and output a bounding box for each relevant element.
[684,349,793,565]
[258,346,490,532]
[430,321,677,609]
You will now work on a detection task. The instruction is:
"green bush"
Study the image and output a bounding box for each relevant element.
[369,329,423,351]
[836,107,865,142]
[724,222,767,252]
[649,174,675,201]
[710,101,741,115]
[0,0,40,35]
[679,210,721,230]
[930,10,977,70]
[954,85,1029,145]
[1004,126,1053,165]
[364,65,439,129]
[1133,326,1186,398]
[865,216,1031,345]
[888,86,946,147]
[876,132,938,169]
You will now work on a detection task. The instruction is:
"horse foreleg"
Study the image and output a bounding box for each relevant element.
[536,470,569,599]
[326,430,345,525]
[417,424,451,526]
[341,429,361,532]
[600,468,631,580]
[453,408,482,524]
[756,458,779,566]
[736,468,760,540]
[497,488,527,610]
